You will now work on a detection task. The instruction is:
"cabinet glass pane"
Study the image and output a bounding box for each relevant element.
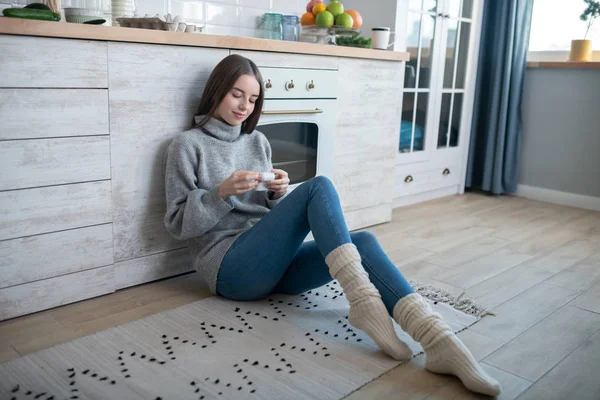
[405,12,421,89]
[421,15,437,89]
[437,94,451,148]
[449,93,463,147]
[404,12,435,89]
[400,92,428,153]
[455,22,471,89]
[406,12,436,89]
[409,0,439,13]
[437,93,463,148]
[443,20,471,89]
[405,12,436,89]
[447,0,473,19]
[443,18,459,88]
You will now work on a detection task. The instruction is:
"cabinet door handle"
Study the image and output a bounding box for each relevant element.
[404,175,414,183]
[442,168,450,176]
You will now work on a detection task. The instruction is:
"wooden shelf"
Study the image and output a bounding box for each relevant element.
[527,61,600,69]
[0,18,409,62]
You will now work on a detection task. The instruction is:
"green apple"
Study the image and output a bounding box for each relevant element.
[326,0,344,17]
[316,10,334,27]
[335,12,353,28]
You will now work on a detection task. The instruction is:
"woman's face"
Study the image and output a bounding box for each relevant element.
[214,74,260,126]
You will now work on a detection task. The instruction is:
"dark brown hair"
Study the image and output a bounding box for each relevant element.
[193,54,264,133]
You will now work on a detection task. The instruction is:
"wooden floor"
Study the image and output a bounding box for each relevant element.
[1,192,600,399]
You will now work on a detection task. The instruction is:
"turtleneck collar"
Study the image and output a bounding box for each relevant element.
[194,115,242,142]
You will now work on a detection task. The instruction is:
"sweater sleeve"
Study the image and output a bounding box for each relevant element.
[261,133,287,209]
[163,136,233,240]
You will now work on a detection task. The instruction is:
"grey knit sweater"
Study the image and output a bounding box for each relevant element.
[163,116,286,294]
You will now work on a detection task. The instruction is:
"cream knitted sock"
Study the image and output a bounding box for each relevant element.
[393,293,501,397]
[326,244,412,361]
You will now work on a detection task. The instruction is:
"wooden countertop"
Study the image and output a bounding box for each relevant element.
[0,18,409,62]
[527,61,600,69]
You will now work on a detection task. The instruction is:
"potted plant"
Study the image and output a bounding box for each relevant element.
[569,0,599,61]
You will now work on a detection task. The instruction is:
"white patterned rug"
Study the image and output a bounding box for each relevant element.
[1,281,485,400]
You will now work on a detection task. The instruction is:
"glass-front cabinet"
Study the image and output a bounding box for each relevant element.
[398,0,477,166]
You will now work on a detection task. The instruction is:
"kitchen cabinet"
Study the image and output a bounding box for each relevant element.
[394,0,484,206]
[0,33,406,320]
[0,36,115,320]
[334,58,403,229]
[0,35,108,88]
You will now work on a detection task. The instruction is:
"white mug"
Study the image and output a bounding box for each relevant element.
[371,27,395,50]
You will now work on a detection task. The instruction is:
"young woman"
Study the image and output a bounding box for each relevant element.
[163,54,501,397]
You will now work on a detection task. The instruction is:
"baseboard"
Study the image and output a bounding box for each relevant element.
[514,184,600,211]
[393,185,459,209]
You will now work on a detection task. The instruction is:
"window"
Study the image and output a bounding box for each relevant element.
[529,0,599,52]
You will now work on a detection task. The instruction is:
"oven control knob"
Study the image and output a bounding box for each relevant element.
[285,80,295,90]
[307,80,315,90]
[265,79,272,89]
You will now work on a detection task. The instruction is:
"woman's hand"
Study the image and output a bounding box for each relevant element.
[217,171,261,199]
[267,169,289,200]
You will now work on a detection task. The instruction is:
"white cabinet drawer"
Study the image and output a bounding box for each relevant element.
[0,136,111,191]
[259,67,338,99]
[395,163,460,198]
[0,181,112,241]
[0,89,109,140]
[0,265,114,320]
[0,35,108,88]
[0,224,114,289]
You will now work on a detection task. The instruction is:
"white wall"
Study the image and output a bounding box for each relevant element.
[341,0,401,46]
[518,68,600,199]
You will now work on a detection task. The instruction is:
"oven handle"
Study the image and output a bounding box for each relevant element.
[261,109,324,115]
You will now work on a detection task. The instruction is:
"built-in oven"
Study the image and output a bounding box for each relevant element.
[257,67,337,190]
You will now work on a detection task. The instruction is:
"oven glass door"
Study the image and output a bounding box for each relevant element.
[258,121,318,185]
[258,98,335,187]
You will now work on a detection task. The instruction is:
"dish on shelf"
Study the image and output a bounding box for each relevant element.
[64,7,103,23]
[116,13,204,33]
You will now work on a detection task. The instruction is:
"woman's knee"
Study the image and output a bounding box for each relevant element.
[350,231,378,249]
[308,175,334,191]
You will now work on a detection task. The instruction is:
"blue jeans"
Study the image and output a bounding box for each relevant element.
[216,176,414,316]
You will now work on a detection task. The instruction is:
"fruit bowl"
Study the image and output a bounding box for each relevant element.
[299,24,360,45]
[301,24,360,36]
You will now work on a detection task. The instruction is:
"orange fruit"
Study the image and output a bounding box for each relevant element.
[345,10,363,28]
[312,2,327,15]
[300,12,316,26]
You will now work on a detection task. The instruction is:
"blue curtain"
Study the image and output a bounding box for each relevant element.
[465,0,534,194]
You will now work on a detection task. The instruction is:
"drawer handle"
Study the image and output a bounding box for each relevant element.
[307,80,315,90]
[442,168,450,176]
[404,175,413,183]
[286,80,295,90]
[265,79,272,89]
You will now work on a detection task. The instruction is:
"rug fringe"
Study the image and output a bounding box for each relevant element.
[409,280,496,318]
